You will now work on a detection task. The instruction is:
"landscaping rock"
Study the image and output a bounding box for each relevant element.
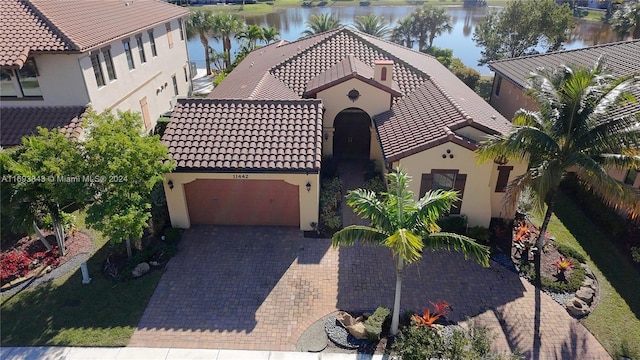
[324,316,371,349]
[132,262,150,278]
[149,261,161,267]
[582,277,595,290]
[575,287,594,304]
[565,297,590,316]
[581,264,596,279]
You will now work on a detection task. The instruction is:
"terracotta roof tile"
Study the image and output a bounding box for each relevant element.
[489,39,640,122]
[163,99,323,172]
[0,106,86,147]
[0,0,188,67]
[0,0,72,67]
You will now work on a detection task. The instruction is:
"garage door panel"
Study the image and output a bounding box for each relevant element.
[184,179,300,227]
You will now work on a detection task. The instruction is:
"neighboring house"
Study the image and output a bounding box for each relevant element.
[163,28,526,230]
[488,39,640,188]
[0,0,191,147]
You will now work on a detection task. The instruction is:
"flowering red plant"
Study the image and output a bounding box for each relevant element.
[553,257,574,272]
[430,300,450,316]
[412,300,450,328]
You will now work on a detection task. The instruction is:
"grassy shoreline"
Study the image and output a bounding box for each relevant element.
[194,0,513,16]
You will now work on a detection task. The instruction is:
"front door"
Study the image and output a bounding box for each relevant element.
[333,109,371,159]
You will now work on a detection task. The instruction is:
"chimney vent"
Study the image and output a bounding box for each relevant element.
[374,59,393,88]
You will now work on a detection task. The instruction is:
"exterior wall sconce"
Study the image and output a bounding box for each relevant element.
[167,179,174,190]
[306,181,311,192]
[347,89,360,102]
[324,133,329,140]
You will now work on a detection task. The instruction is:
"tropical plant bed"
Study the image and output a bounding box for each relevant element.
[0,231,92,291]
[511,220,599,318]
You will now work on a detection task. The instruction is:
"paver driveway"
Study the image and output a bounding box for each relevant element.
[129,226,610,359]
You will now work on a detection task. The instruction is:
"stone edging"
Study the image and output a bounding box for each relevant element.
[564,263,599,318]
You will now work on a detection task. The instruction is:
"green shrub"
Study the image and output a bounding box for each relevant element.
[150,180,169,235]
[213,72,227,87]
[363,175,386,195]
[164,227,182,244]
[41,212,76,233]
[438,215,468,234]
[466,226,490,244]
[631,247,640,263]
[555,243,587,264]
[364,307,390,340]
[153,117,170,137]
[319,176,343,231]
[453,65,480,90]
[475,77,493,102]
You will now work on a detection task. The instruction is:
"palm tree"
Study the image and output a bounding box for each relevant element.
[410,5,453,51]
[332,169,490,335]
[391,16,414,48]
[213,13,245,69]
[352,14,391,38]
[611,0,640,40]
[185,9,216,75]
[301,13,342,37]
[236,24,264,50]
[477,57,640,256]
[262,26,281,44]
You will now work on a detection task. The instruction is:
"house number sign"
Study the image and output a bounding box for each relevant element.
[232,174,249,179]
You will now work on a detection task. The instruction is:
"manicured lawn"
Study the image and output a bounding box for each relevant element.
[530,191,640,359]
[197,0,513,16]
[0,213,163,347]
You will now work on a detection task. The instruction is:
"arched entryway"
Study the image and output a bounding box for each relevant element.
[333,108,371,159]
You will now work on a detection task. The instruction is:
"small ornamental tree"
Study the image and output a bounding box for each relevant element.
[84,110,174,257]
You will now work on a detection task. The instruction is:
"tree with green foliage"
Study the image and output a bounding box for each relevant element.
[412,5,453,51]
[236,24,265,50]
[261,27,281,44]
[185,9,217,75]
[332,169,490,335]
[301,14,342,37]
[1,129,88,255]
[213,13,245,69]
[391,16,414,48]
[473,0,575,65]
[84,110,174,257]
[610,0,640,39]
[477,57,640,259]
[422,46,454,68]
[352,14,391,38]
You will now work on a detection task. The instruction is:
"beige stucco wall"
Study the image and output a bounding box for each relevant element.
[79,19,190,129]
[490,77,537,121]
[163,172,320,231]
[395,141,527,227]
[317,77,392,166]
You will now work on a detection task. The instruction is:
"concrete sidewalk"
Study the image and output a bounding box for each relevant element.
[0,347,387,360]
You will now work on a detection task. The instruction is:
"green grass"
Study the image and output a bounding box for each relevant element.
[197,0,514,16]
[0,213,163,347]
[530,192,640,359]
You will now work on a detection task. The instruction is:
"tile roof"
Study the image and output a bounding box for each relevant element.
[163,99,323,172]
[489,39,640,125]
[208,27,512,164]
[0,106,86,147]
[304,54,401,96]
[0,0,72,68]
[0,0,188,67]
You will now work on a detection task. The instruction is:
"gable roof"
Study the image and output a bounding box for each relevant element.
[489,39,640,125]
[0,106,86,147]
[0,0,188,68]
[209,27,511,163]
[162,99,323,172]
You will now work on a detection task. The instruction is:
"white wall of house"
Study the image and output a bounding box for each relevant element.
[80,19,190,130]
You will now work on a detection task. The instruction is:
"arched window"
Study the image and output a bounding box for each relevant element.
[381,67,387,81]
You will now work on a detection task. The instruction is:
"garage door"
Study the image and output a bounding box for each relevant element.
[184,179,300,227]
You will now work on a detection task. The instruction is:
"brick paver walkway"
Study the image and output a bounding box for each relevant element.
[129,226,610,359]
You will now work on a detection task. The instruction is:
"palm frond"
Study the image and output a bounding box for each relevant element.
[331,225,389,248]
[424,232,490,267]
[413,190,459,227]
[382,228,424,265]
[345,189,394,230]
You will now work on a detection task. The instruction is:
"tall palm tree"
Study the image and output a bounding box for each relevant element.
[410,5,453,51]
[185,9,216,75]
[236,24,264,50]
[391,16,414,48]
[301,13,342,37]
[477,57,640,255]
[332,169,490,335]
[213,13,245,69]
[262,26,281,44]
[352,14,391,38]
[611,0,640,40]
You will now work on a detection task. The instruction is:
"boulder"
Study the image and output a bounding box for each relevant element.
[336,311,367,339]
[132,262,150,278]
[575,287,595,304]
[582,277,595,290]
[581,263,596,279]
[565,297,590,316]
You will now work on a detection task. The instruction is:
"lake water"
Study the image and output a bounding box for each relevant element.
[187,6,617,75]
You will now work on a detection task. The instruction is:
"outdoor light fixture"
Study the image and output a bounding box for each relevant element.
[306,181,311,192]
[347,89,360,102]
[167,179,174,190]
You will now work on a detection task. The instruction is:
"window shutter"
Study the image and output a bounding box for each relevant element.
[451,174,466,215]
[420,173,433,198]
[495,166,513,192]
